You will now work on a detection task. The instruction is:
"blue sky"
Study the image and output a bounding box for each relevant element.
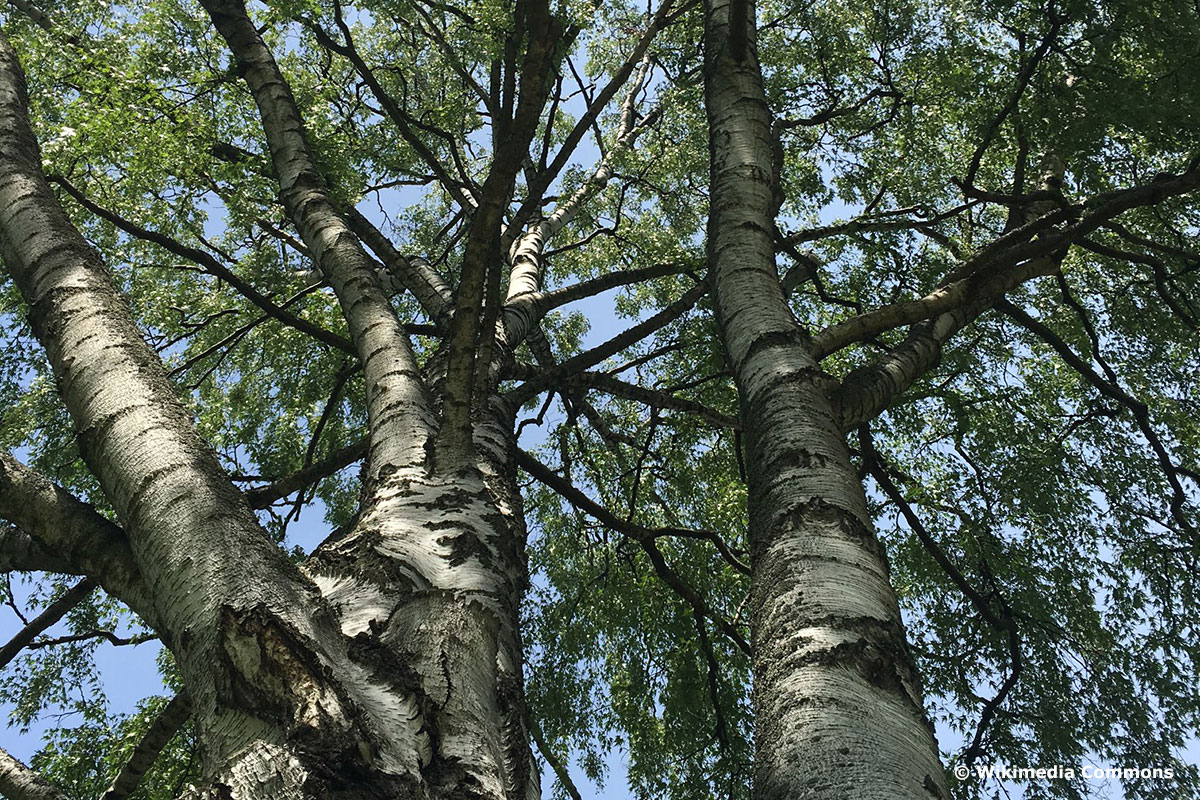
[1,20,1197,793]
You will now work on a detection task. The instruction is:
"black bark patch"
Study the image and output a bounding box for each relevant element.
[437,528,493,569]
[298,751,423,800]
[345,631,426,696]
[770,496,890,564]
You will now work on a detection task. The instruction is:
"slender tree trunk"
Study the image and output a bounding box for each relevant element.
[701,2,951,797]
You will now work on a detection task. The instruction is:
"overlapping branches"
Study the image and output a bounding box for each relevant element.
[814,159,1200,432]
[517,450,750,653]
[859,427,1023,767]
[997,300,1197,538]
[50,175,357,355]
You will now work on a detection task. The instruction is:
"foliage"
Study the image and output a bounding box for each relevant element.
[0,0,1198,798]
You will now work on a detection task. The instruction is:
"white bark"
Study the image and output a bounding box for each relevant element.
[0,749,68,800]
[307,405,539,800]
[0,453,149,617]
[201,0,434,479]
[2,27,536,799]
[701,2,950,798]
[501,55,655,352]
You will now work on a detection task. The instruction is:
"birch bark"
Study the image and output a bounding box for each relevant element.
[2,21,537,799]
[701,1,951,797]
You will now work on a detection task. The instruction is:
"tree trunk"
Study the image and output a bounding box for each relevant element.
[0,26,536,800]
[701,2,951,798]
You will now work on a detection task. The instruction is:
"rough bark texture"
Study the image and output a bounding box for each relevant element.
[700,2,951,797]
[1,22,537,799]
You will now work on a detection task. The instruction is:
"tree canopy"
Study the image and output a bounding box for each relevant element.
[0,0,1198,798]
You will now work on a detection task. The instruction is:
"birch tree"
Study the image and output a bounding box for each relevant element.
[0,0,1198,799]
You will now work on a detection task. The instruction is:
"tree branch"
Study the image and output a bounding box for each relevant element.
[506,0,680,245]
[528,718,582,800]
[997,300,1196,538]
[0,578,95,670]
[437,0,562,466]
[518,450,750,653]
[810,253,1061,359]
[830,255,1056,429]
[962,11,1062,189]
[0,454,150,623]
[3,0,74,43]
[201,0,434,476]
[859,427,1022,767]
[509,278,709,407]
[0,748,68,800]
[504,54,657,305]
[508,362,739,430]
[48,175,355,355]
[25,629,156,650]
[244,438,369,509]
[776,86,902,130]
[341,207,453,323]
[300,10,479,211]
[530,260,696,315]
[0,524,73,574]
[100,692,192,800]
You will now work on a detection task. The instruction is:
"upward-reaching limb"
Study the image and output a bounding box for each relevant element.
[435,0,563,466]
[701,1,950,796]
[1,30,430,793]
[201,0,436,479]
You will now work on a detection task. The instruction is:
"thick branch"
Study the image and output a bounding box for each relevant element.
[0,749,68,800]
[0,524,72,574]
[101,692,192,800]
[499,71,662,354]
[504,54,656,305]
[811,253,1061,359]
[342,207,453,323]
[832,303,984,432]
[437,0,562,465]
[0,454,150,623]
[831,157,1200,427]
[202,0,434,476]
[0,32,315,652]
